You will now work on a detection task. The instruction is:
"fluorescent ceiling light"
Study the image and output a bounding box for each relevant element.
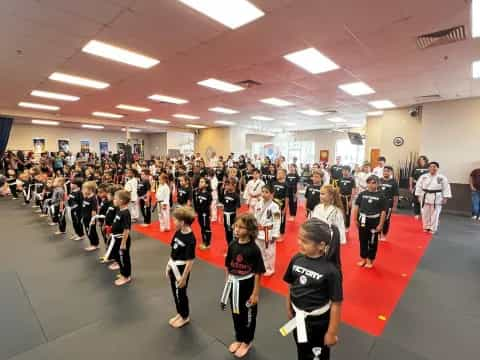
[284,47,339,74]
[31,90,79,102]
[197,78,244,92]
[215,120,236,126]
[82,124,104,129]
[473,0,480,38]
[251,115,274,121]
[369,100,396,109]
[208,107,239,114]
[92,111,124,119]
[299,109,325,116]
[186,124,207,129]
[148,94,188,104]
[49,72,109,89]
[116,104,150,112]
[473,60,480,79]
[327,117,347,123]
[146,118,170,124]
[178,0,264,29]
[82,40,159,69]
[18,102,59,111]
[338,82,375,96]
[260,98,294,107]
[121,128,141,133]
[173,113,200,119]
[31,119,59,126]
[367,111,384,116]
[283,122,296,126]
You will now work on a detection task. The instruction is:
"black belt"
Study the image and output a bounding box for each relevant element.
[422,189,442,209]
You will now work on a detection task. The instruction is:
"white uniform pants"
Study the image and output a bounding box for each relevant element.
[421,203,442,232]
[248,198,258,214]
[211,190,218,222]
[159,204,170,231]
[129,201,139,220]
[256,238,276,273]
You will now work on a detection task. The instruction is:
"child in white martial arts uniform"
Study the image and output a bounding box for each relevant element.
[415,162,452,234]
[124,169,139,222]
[372,157,386,178]
[221,213,265,358]
[156,173,171,232]
[208,168,219,222]
[254,183,281,276]
[244,169,265,213]
[166,207,196,328]
[312,184,346,244]
[281,218,343,360]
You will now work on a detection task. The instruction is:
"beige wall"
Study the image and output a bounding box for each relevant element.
[246,134,275,154]
[365,108,422,168]
[421,98,480,184]
[195,127,232,158]
[145,133,167,158]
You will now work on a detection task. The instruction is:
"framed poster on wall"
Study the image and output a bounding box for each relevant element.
[319,150,329,163]
[80,140,90,153]
[58,139,70,152]
[33,138,46,154]
[99,141,109,155]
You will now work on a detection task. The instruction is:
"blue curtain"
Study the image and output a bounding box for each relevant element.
[0,117,13,157]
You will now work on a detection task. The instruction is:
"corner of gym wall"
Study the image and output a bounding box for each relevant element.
[195,127,232,157]
[365,108,421,168]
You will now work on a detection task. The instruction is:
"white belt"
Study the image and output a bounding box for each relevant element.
[280,302,331,343]
[224,211,235,226]
[220,273,255,314]
[103,234,123,260]
[359,213,380,227]
[168,259,187,283]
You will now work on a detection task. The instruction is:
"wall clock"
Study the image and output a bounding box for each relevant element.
[393,137,404,147]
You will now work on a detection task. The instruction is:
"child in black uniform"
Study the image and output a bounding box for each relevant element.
[305,171,323,218]
[194,177,212,250]
[166,207,196,328]
[286,164,299,221]
[112,190,132,286]
[81,181,100,252]
[6,169,18,199]
[176,175,192,207]
[223,177,241,247]
[379,166,399,241]
[273,168,288,236]
[68,177,84,241]
[351,175,386,269]
[51,177,66,235]
[138,169,152,226]
[282,218,343,360]
[338,166,356,231]
[100,185,119,264]
[221,213,265,358]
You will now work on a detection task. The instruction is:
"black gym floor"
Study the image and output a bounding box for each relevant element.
[1,198,479,360]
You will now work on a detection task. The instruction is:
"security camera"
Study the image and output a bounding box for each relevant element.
[409,106,421,117]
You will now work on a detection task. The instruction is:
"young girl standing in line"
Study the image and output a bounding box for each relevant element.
[194,177,212,250]
[111,190,132,286]
[281,218,343,360]
[221,213,265,358]
[312,185,346,245]
[156,173,171,232]
[166,207,197,328]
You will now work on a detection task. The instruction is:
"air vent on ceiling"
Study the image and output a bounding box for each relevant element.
[236,79,262,88]
[322,110,337,114]
[415,94,442,102]
[416,25,466,49]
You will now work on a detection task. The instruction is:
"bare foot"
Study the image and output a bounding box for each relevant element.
[357,260,366,267]
[114,276,131,286]
[172,317,190,328]
[84,246,99,252]
[234,343,252,358]
[229,341,242,353]
[365,260,374,269]
[169,314,181,326]
[109,263,120,271]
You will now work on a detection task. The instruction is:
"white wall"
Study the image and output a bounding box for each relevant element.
[245,133,274,154]
[421,98,480,184]
[167,131,194,151]
[145,132,167,158]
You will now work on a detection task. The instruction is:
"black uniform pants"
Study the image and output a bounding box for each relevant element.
[224,212,236,246]
[218,183,224,204]
[340,195,352,229]
[288,188,297,216]
[199,212,211,246]
[231,277,257,344]
[82,216,99,246]
[139,198,151,224]
[71,209,84,237]
[294,311,331,360]
[358,218,380,260]
[382,205,393,236]
[9,184,17,198]
[169,265,190,318]
[53,206,67,233]
[113,239,131,277]
[279,205,286,234]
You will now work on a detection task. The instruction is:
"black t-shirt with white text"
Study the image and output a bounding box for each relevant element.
[223,191,241,213]
[111,208,131,241]
[354,190,387,215]
[338,176,356,196]
[226,240,266,276]
[177,186,192,206]
[284,253,343,311]
[170,230,196,261]
[81,195,98,219]
[305,184,322,211]
[379,178,399,202]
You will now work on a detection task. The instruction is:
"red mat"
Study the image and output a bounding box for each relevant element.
[134,205,431,336]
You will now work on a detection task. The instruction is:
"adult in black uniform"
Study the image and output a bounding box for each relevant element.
[351,175,386,269]
[223,177,241,246]
[282,218,343,360]
[166,207,196,328]
[409,155,429,219]
[111,190,132,286]
[329,156,343,188]
[337,166,356,231]
[222,213,265,358]
[305,171,323,218]
[273,168,288,235]
[138,169,152,226]
[379,166,399,241]
[286,164,300,220]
